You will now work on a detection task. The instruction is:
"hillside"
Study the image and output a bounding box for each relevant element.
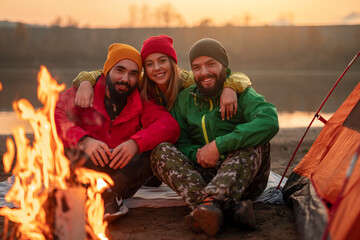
[1,24,359,71]
[0,24,359,112]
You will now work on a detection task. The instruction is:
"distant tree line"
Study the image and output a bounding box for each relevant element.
[0,23,359,71]
[47,3,273,28]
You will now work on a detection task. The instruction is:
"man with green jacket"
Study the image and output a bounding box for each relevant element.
[151,38,279,237]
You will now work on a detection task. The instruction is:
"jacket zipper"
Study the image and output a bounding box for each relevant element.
[201,99,213,144]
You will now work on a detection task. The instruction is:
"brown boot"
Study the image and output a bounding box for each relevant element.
[183,213,203,234]
[192,198,223,237]
[234,200,256,230]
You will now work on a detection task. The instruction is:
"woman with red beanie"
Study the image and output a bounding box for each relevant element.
[72,34,251,119]
[140,34,182,111]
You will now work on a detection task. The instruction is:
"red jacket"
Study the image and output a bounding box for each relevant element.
[55,74,180,152]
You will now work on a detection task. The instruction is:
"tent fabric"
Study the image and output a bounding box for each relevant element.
[343,99,360,131]
[282,172,328,240]
[282,82,360,240]
[330,171,360,240]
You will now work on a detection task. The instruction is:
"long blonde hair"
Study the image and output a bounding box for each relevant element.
[141,57,182,111]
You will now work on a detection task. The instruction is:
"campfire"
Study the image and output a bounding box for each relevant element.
[0,66,113,240]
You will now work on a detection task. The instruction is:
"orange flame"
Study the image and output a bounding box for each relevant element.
[76,168,113,240]
[0,81,2,91]
[0,66,112,239]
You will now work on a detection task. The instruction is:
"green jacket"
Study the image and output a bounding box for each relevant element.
[171,85,279,163]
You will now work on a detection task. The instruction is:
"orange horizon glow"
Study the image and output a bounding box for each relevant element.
[1,0,360,28]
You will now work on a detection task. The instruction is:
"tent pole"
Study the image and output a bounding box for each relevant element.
[277,51,360,190]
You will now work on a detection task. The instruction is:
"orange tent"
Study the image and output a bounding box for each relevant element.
[282,81,360,240]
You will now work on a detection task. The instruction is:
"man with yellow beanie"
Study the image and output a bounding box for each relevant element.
[55,43,180,222]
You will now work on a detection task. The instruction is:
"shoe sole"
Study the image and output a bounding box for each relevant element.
[183,214,203,234]
[192,206,222,237]
[104,207,129,223]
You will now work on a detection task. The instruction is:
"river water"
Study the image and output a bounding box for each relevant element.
[0,110,334,135]
[0,67,358,134]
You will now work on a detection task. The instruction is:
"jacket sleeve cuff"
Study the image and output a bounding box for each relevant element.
[130,135,143,153]
[215,136,226,154]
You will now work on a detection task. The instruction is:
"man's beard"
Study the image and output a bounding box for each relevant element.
[106,74,135,104]
[195,68,226,97]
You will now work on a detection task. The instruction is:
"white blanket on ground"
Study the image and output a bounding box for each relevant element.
[124,171,287,208]
[0,171,287,209]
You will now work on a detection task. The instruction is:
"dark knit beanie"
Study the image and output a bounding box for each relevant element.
[141,35,177,63]
[188,38,229,67]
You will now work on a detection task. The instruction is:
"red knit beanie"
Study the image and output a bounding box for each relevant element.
[141,35,177,63]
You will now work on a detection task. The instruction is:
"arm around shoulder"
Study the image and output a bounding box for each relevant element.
[72,70,102,88]
[224,72,252,93]
[179,68,195,89]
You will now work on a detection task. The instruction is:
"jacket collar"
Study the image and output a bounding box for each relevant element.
[188,85,222,101]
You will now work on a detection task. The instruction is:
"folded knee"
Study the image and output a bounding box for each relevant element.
[151,142,172,165]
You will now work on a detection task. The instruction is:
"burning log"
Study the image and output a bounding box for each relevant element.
[54,187,86,240]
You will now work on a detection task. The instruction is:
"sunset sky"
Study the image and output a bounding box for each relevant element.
[1,0,360,28]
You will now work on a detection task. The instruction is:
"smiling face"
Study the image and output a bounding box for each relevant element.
[107,59,139,94]
[191,56,226,97]
[144,53,172,91]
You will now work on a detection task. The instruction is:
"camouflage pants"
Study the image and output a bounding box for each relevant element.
[150,143,271,209]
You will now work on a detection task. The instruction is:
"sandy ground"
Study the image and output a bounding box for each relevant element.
[0,127,322,240]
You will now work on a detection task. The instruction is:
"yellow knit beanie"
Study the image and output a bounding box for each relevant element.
[103,43,142,78]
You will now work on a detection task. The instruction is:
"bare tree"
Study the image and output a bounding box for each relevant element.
[243,13,252,26]
[128,4,139,27]
[155,3,185,27]
[198,18,214,27]
[65,16,79,28]
[174,13,186,27]
[224,15,243,27]
[124,2,186,28]
[275,12,294,26]
[140,4,151,27]
[51,16,62,28]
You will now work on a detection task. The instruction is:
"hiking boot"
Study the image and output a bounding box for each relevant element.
[234,200,256,230]
[183,213,203,234]
[192,198,224,237]
[102,189,129,223]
